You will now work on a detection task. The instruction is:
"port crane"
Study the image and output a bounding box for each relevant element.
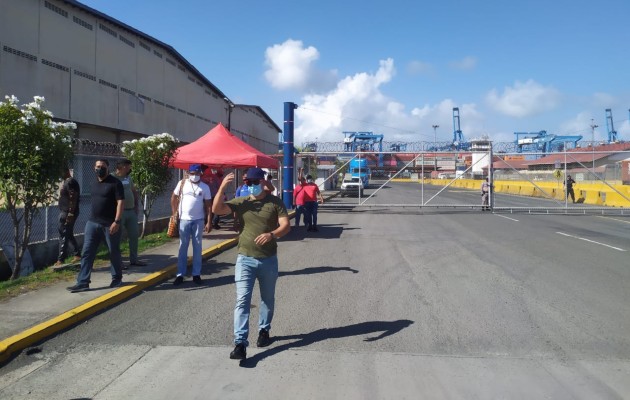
[343,131,385,166]
[514,131,582,154]
[605,109,618,143]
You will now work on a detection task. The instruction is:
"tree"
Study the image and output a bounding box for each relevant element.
[0,95,75,279]
[120,133,179,238]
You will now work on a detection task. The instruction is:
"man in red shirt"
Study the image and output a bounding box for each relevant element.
[302,175,324,231]
[293,175,307,227]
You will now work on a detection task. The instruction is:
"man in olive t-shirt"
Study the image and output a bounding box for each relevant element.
[213,167,290,361]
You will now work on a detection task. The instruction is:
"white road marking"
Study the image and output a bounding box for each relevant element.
[495,214,519,222]
[556,232,626,252]
[597,216,630,225]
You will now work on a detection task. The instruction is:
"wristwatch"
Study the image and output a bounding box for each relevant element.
[270,232,276,239]
[114,219,121,224]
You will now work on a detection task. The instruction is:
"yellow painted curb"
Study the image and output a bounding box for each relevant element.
[0,237,239,364]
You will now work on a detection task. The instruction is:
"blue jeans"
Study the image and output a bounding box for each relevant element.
[76,220,123,285]
[294,205,305,226]
[304,201,318,227]
[177,218,204,277]
[234,254,278,346]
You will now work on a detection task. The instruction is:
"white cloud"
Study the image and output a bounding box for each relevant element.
[486,79,561,118]
[449,56,477,71]
[294,58,400,143]
[406,60,433,75]
[265,42,495,145]
[264,39,336,92]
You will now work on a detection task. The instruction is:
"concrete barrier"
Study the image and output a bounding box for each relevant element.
[421,178,630,207]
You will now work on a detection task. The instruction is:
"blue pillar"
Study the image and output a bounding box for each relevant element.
[282,102,298,210]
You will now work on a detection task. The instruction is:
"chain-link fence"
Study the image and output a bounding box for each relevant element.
[0,154,181,247]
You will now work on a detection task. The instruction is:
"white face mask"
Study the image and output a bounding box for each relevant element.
[189,175,201,183]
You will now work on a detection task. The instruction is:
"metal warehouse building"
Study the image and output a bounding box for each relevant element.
[0,0,280,152]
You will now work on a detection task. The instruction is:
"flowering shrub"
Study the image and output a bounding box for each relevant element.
[0,95,75,279]
[121,133,179,237]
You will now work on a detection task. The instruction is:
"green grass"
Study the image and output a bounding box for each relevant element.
[0,230,173,302]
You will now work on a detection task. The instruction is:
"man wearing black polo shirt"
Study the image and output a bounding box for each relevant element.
[67,159,125,293]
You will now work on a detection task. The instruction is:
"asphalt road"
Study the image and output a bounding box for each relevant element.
[1,181,629,399]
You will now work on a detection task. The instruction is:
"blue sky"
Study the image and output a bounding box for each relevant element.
[78,0,630,146]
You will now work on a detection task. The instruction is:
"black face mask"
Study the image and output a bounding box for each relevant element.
[95,166,108,178]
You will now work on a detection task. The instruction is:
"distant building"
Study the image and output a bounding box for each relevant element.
[0,0,280,153]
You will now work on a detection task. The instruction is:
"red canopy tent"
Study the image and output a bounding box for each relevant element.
[170,123,279,169]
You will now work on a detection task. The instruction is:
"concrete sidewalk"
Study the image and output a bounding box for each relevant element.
[0,227,240,363]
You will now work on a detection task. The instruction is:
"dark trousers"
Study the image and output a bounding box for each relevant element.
[76,220,123,285]
[58,212,81,262]
[294,205,305,226]
[304,201,318,227]
[566,188,575,203]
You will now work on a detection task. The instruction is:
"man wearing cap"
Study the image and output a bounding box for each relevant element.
[213,167,290,360]
[171,164,213,285]
[114,159,146,266]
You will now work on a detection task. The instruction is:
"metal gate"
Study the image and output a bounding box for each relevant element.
[295,146,630,215]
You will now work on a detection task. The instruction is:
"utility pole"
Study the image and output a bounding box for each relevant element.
[590,118,598,179]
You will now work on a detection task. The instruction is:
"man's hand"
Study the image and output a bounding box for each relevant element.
[254,232,274,246]
[65,213,76,225]
[204,222,212,233]
[110,222,120,234]
[220,172,235,189]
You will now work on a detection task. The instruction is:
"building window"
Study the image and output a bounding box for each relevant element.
[154,100,164,106]
[165,58,176,66]
[42,59,69,72]
[74,70,96,81]
[153,50,163,58]
[187,76,195,83]
[99,79,117,89]
[165,104,176,110]
[119,35,135,48]
[72,15,93,30]
[177,65,185,72]
[138,94,152,102]
[139,42,150,51]
[44,1,68,18]
[99,23,118,38]
[3,45,37,62]
[120,87,136,95]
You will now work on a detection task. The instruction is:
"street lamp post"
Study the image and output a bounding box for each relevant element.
[590,118,598,179]
[432,125,439,175]
[432,124,439,146]
[224,97,235,131]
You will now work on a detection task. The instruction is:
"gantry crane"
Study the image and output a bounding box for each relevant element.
[605,108,618,143]
[343,131,385,166]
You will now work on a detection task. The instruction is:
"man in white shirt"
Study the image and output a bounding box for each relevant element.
[170,164,212,285]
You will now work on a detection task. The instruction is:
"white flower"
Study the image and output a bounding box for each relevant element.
[35,145,40,151]
[5,95,19,105]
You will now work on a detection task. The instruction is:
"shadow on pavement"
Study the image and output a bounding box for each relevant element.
[240,319,414,368]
